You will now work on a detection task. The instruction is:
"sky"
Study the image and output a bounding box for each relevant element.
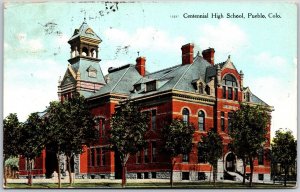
[3,1,297,139]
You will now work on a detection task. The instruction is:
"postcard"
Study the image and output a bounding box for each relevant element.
[3,0,297,189]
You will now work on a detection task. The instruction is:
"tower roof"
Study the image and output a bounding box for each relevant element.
[68,20,102,42]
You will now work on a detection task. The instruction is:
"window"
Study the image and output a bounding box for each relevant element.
[101,118,105,137]
[182,172,190,180]
[144,149,149,163]
[199,83,204,94]
[82,47,88,56]
[198,111,205,131]
[25,159,35,170]
[91,148,95,167]
[146,81,156,92]
[137,151,142,164]
[96,148,101,167]
[183,153,189,163]
[222,86,226,99]
[135,84,141,91]
[182,108,189,125]
[234,88,238,101]
[151,172,157,179]
[228,112,233,133]
[221,112,225,131]
[258,174,264,181]
[137,173,142,179]
[151,142,157,162]
[205,85,210,95]
[228,87,233,100]
[246,92,250,102]
[198,143,207,163]
[101,148,106,166]
[198,172,206,180]
[222,74,237,87]
[151,110,156,130]
[144,172,149,179]
[258,149,264,165]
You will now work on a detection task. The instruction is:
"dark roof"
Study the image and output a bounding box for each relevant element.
[69,20,102,42]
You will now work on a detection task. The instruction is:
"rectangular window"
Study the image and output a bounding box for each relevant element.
[222,86,226,99]
[146,81,156,92]
[183,153,189,163]
[151,142,157,162]
[151,172,157,179]
[101,148,106,166]
[198,116,204,131]
[221,112,225,131]
[96,148,101,167]
[151,110,156,130]
[137,151,142,164]
[258,174,264,181]
[182,172,190,180]
[234,88,238,101]
[198,172,206,180]
[258,149,264,165]
[144,149,149,163]
[101,118,105,137]
[228,87,233,100]
[91,148,95,167]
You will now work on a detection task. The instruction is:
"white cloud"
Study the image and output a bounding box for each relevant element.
[14,32,45,53]
[103,27,186,52]
[253,52,288,69]
[4,58,66,121]
[247,76,297,139]
[199,19,248,55]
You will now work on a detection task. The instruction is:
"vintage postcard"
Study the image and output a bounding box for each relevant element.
[3,0,297,189]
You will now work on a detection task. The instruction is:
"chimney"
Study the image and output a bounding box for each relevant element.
[136,57,146,76]
[181,43,194,65]
[202,48,215,65]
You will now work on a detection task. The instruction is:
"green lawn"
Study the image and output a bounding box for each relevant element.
[5,182,297,189]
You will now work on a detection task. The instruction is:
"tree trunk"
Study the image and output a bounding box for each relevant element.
[121,164,127,188]
[121,154,130,188]
[249,156,253,187]
[170,157,176,187]
[67,155,73,185]
[209,165,212,184]
[3,155,7,187]
[284,163,288,187]
[28,158,32,186]
[57,153,61,188]
[213,164,216,186]
[242,158,246,185]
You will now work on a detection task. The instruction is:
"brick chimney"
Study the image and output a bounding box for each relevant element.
[181,43,194,65]
[136,57,146,76]
[202,48,215,65]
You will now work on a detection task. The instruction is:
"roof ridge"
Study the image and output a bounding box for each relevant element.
[146,64,181,76]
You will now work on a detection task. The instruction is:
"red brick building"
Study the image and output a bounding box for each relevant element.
[19,21,272,182]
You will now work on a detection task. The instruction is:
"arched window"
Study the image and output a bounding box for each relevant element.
[198,82,204,94]
[82,47,88,56]
[91,48,97,58]
[198,111,205,131]
[182,108,189,125]
[222,74,238,100]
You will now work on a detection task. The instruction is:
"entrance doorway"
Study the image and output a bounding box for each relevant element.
[225,152,236,172]
[114,151,122,179]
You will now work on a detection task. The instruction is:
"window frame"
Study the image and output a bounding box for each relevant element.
[198,111,205,131]
[182,108,190,125]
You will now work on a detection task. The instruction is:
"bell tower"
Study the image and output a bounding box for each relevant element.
[58,19,106,101]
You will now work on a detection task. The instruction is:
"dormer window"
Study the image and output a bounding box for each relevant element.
[245,92,250,102]
[146,81,156,92]
[134,84,141,91]
[87,66,97,78]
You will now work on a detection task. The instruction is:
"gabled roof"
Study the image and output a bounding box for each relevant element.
[243,87,269,106]
[68,20,102,42]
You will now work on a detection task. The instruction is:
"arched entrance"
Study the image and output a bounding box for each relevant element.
[225,152,236,172]
[45,149,58,178]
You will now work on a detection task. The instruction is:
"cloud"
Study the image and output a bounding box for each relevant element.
[14,32,45,54]
[198,19,248,55]
[4,58,66,121]
[103,27,186,52]
[253,52,288,69]
[247,76,297,138]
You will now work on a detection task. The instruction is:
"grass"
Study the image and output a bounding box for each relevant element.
[6,182,297,189]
